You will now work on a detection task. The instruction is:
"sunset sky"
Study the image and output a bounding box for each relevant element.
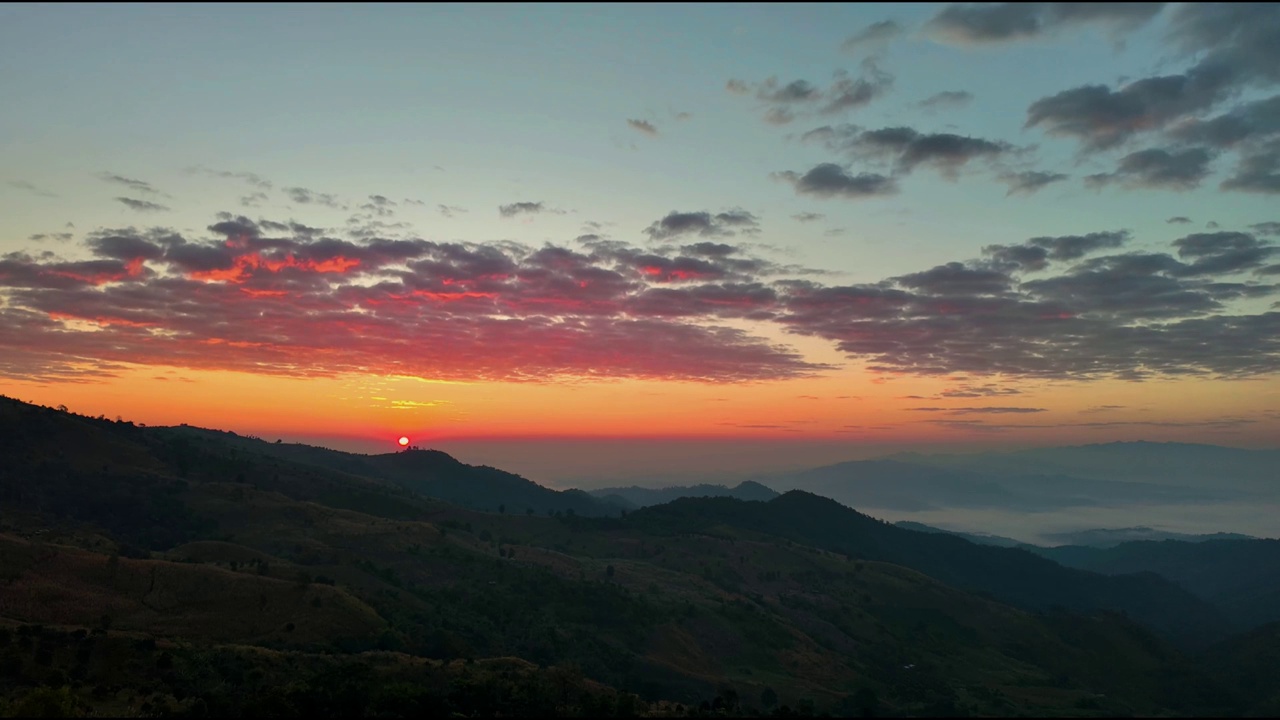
[2,3,1278,485]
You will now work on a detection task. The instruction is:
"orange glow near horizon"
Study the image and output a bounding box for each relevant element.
[2,361,1278,454]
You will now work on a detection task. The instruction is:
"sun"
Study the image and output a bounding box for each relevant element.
[398,436,410,447]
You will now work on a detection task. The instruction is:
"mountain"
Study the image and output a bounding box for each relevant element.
[156,424,626,518]
[630,492,1231,649]
[755,457,1245,514]
[886,441,1280,493]
[1040,527,1257,547]
[1201,622,1280,716]
[894,521,1027,548]
[1033,539,1280,631]
[589,480,779,509]
[0,395,1272,716]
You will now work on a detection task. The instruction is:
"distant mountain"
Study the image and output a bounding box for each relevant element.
[1041,527,1257,547]
[631,492,1231,649]
[894,521,1027,548]
[755,457,1242,514]
[886,441,1280,492]
[158,425,626,518]
[1033,538,1280,632]
[588,480,778,508]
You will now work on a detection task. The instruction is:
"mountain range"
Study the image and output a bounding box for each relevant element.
[1,394,1278,717]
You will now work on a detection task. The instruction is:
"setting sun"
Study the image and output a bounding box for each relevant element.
[398,436,410,447]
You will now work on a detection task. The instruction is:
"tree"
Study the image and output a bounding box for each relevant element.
[761,687,778,709]
[606,564,615,579]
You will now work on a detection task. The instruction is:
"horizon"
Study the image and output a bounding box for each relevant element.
[3,3,1280,479]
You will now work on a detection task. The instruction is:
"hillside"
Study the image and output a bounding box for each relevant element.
[0,396,1272,716]
[589,481,779,509]
[1033,539,1280,632]
[159,425,626,518]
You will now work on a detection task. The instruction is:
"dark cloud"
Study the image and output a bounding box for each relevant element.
[1084,147,1214,190]
[627,119,658,136]
[1027,72,1234,152]
[7,180,57,198]
[1173,231,1278,275]
[98,173,164,196]
[927,2,1165,45]
[1251,222,1280,237]
[772,164,899,199]
[498,202,554,218]
[894,262,1014,297]
[438,205,467,218]
[1221,138,1280,194]
[920,90,974,110]
[1169,94,1280,148]
[1025,5,1278,154]
[841,19,904,53]
[358,194,398,217]
[115,198,170,213]
[28,232,74,243]
[999,170,1069,196]
[643,210,760,241]
[284,187,345,209]
[729,64,893,125]
[821,62,894,114]
[792,212,825,223]
[809,125,1015,179]
[1168,216,1193,224]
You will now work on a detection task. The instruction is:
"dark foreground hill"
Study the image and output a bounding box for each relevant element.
[1033,539,1280,632]
[0,396,1272,717]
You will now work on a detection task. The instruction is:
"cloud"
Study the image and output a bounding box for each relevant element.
[1221,138,1280,194]
[98,173,165,196]
[1084,147,1215,191]
[186,166,273,189]
[908,406,1046,415]
[240,191,270,208]
[643,210,760,241]
[999,170,1069,196]
[1168,94,1280,149]
[926,2,1165,46]
[3,212,1277,386]
[805,124,1016,179]
[28,233,74,243]
[438,205,467,218]
[0,221,828,384]
[7,180,57,198]
[1251,221,1280,237]
[920,90,974,110]
[115,198,170,213]
[728,63,894,125]
[1024,5,1279,153]
[940,383,1022,398]
[773,164,899,200]
[1168,216,1193,224]
[792,212,825,223]
[821,62,894,114]
[284,186,345,209]
[841,19,904,53]
[627,119,658,136]
[499,201,563,218]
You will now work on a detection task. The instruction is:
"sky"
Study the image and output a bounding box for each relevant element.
[2,3,1279,486]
